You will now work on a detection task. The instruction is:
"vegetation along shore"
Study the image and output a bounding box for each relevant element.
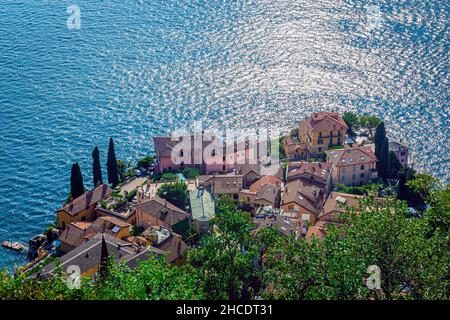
[1,111,448,300]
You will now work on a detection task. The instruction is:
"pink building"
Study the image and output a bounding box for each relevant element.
[325,146,378,186]
[389,140,409,167]
[153,134,259,175]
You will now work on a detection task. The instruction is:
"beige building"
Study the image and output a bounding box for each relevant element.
[239,184,281,210]
[59,216,131,254]
[135,196,190,235]
[280,179,326,224]
[286,161,332,191]
[299,112,348,155]
[198,173,244,201]
[317,192,365,223]
[283,136,307,160]
[326,146,378,186]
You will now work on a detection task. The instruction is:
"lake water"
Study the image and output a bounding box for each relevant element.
[0,0,448,269]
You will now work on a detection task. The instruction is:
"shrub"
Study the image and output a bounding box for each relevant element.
[160,172,177,182]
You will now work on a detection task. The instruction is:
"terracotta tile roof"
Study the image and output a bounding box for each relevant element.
[326,146,378,167]
[255,184,281,205]
[235,164,261,176]
[153,231,188,264]
[86,216,131,235]
[301,112,348,133]
[135,196,190,226]
[283,137,307,155]
[153,136,178,157]
[305,220,342,241]
[249,175,282,192]
[59,222,92,248]
[124,246,165,269]
[59,184,112,216]
[305,225,327,241]
[60,216,131,249]
[153,135,213,157]
[199,174,244,194]
[41,233,137,276]
[318,192,364,222]
[71,222,92,230]
[252,214,297,237]
[282,179,325,213]
[286,161,332,182]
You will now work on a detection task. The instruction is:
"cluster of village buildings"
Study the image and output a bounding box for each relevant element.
[34,111,410,279]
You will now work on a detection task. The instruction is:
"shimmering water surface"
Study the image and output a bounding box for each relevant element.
[0,0,448,268]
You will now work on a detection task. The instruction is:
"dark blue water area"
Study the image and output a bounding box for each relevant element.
[0,0,448,269]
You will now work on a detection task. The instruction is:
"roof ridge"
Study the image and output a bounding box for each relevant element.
[311,114,348,131]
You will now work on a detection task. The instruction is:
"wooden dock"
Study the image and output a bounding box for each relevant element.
[1,240,28,252]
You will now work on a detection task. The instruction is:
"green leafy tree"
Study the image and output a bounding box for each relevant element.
[182,167,199,179]
[424,184,450,237]
[156,182,188,210]
[406,173,439,202]
[117,160,130,182]
[188,196,259,300]
[106,137,119,187]
[0,257,204,300]
[397,166,418,205]
[343,111,359,136]
[160,172,177,182]
[70,162,84,199]
[262,195,449,300]
[359,115,382,141]
[334,183,382,195]
[135,156,154,170]
[92,146,103,186]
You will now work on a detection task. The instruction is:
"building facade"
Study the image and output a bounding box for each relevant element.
[389,140,409,167]
[56,184,112,229]
[299,112,348,155]
[326,146,378,186]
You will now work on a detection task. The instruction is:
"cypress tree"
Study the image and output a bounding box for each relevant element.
[92,146,103,186]
[374,122,386,160]
[70,162,85,199]
[106,137,119,187]
[389,150,403,179]
[99,235,109,282]
[379,137,390,179]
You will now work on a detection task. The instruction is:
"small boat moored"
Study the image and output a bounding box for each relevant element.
[1,240,28,252]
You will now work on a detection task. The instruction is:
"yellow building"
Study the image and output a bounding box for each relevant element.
[56,184,112,229]
[299,112,348,155]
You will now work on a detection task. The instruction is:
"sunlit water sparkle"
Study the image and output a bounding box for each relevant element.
[0,0,448,269]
